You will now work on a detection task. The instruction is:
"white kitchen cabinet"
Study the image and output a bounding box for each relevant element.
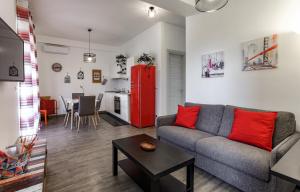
[104,92,130,123]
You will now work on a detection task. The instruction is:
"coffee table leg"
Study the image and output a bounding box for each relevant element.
[187,163,194,192]
[113,145,118,176]
[150,179,160,192]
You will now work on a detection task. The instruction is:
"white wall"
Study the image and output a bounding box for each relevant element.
[37,35,119,114]
[120,22,185,116]
[161,22,186,115]
[0,0,20,149]
[186,0,300,130]
[120,22,163,115]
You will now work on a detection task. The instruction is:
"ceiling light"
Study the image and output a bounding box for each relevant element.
[83,28,96,63]
[195,0,229,13]
[148,6,157,18]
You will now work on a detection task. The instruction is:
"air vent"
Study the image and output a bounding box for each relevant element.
[42,43,70,55]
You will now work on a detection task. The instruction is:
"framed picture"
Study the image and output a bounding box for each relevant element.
[92,69,101,83]
[202,51,224,78]
[242,34,278,71]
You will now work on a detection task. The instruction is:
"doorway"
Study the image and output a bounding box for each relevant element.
[167,51,186,115]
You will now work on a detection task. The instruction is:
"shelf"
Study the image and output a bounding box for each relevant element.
[119,159,186,192]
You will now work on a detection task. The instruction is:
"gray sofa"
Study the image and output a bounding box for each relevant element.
[156,103,300,192]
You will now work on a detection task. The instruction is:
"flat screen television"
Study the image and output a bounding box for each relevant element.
[0,17,24,82]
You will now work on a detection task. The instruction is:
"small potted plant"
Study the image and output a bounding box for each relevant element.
[137,53,155,66]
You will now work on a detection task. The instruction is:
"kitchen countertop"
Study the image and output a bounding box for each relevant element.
[105,91,131,95]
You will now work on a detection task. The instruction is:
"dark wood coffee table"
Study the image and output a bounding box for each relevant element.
[112,134,195,192]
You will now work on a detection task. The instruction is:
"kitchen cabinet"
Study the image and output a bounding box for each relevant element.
[104,92,130,123]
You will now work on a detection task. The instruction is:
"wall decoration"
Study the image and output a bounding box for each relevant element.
[92,69,102,83]
[242,34,278,71]
[9,64,19,77]
[64,73,71,83]
[116,54,127,75]
[77,69,84,80]
[202,51,224,78]
[52,63,62,72]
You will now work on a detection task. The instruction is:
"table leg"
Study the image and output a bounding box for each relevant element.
[113,145,118,176]
[70,104,74,130]
[150,179,160,192]
[187,163,194,192]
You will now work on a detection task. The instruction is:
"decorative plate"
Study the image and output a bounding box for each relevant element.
[52,63,62,72]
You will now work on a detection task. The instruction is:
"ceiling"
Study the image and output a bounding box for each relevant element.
[30,0,195,46]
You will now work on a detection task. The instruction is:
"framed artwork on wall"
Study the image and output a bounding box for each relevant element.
[242,34,278,71]
[202,51,224,78]
[92,69,101,83]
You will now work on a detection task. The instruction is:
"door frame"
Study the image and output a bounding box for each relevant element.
[166,49,186,114]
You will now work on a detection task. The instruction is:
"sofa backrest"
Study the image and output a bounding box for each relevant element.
[218,105,296,147]
[185,102,225,135]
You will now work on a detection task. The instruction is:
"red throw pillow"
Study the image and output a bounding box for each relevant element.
[175,105,201,129]
[228,108,277,151]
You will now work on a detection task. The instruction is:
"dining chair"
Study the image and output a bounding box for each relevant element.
[95,93,104,124]
[72,93,84,99]
[75,96,97,132]
[72,93,84,110]
[60,96,71,128]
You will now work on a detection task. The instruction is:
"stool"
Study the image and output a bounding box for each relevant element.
[40,110,48,126]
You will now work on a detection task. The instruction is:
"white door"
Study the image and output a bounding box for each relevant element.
[167,52,185,114]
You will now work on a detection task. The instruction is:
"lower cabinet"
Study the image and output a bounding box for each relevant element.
[104,93,130,123]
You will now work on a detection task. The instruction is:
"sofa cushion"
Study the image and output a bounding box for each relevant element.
[218,105,296,147]
[196,136,271,182]
[228,108,277,151]
[185,103,225,135]
[157,126,213,151]
[175,105,201,129]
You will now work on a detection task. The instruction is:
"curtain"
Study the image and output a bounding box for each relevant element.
[17,0,40,136]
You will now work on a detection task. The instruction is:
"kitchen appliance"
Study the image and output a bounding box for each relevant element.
[0,17,24,82]
[130,64,156,128]
[114,96,121,114]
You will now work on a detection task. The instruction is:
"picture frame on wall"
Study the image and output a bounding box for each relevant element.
[92,69,101,83]
[202,51,225,78]
[242,34,278,71]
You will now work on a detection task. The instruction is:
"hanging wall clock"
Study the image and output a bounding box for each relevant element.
[52,63,62,72]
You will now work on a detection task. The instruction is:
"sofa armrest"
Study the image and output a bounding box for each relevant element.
[271,132,300,167]
[155,114,177,128]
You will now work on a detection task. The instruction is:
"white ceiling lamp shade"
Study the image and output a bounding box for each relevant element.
[148,6,157,18]
[83,28,96,63]
[195,0,229,13]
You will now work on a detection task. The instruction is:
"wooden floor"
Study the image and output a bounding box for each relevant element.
[39,116,240,192]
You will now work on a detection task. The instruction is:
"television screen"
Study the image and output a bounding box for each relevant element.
[0,17,24,82]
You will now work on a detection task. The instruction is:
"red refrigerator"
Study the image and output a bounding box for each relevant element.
[130,64,156,128]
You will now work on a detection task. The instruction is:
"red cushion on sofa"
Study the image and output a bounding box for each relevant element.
[175,105,201,129]
[228,108,277,151]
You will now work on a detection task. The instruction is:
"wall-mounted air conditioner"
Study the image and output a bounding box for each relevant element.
[42,43,70,55]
